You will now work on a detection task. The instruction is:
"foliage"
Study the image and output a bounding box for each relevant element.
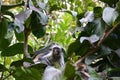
[0,0,120,80]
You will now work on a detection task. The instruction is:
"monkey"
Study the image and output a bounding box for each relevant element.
[23,43,65,80]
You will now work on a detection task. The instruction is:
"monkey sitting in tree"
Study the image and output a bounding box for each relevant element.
[23,43,65,80]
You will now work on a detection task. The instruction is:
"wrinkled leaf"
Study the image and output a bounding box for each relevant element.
[80,11,94,23]
[30,11,47,38]
[14,10,32,33]
[80,34,99,44]
[29,5,48,25]
[1,43,33,56]
[102,7,119,26]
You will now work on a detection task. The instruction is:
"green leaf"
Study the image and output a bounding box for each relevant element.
[1,43,33,56]
[32,26,46,38]
[0,64,7,72]
[0,18,13,51]
[11,58,34,67]
[88,67,102,80]
[30,6,48,25]
[15,31,24,41]
[30,11,47,38]
[98,45,111,56]
[0,18,8,39]
[104,33,120,50]
[67,40,81,57]
[94,7,103,18]
[102,7,119,26]
[80,34,99,44]
[93,18,105,36]
[100,0,119,7]
[13,67,42,80]
[64,62,76,80]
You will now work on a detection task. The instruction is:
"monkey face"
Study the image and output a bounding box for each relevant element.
[52,46,61,61]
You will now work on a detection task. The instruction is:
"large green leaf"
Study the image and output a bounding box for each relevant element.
[30,11,47,38]
[102,7,119,26]
[32,26,46,38]
[29,3,48,25]
[0,18,13,51]
[1,43,33,56]
[13,67,42,80]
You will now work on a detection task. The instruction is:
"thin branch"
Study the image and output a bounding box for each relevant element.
[23,28,31,58]
[74,21,120,67]
[0,57,6,80]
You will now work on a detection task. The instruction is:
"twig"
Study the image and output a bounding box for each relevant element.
[23,28,31,58]
[23,0,31,58]
[2,71,13,80]
[0,57,6,80]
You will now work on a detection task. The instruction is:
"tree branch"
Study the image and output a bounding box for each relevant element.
[74,21,120,67]
[23,28,31,58]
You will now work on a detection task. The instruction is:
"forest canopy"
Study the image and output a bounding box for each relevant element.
[0,0,120,80]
